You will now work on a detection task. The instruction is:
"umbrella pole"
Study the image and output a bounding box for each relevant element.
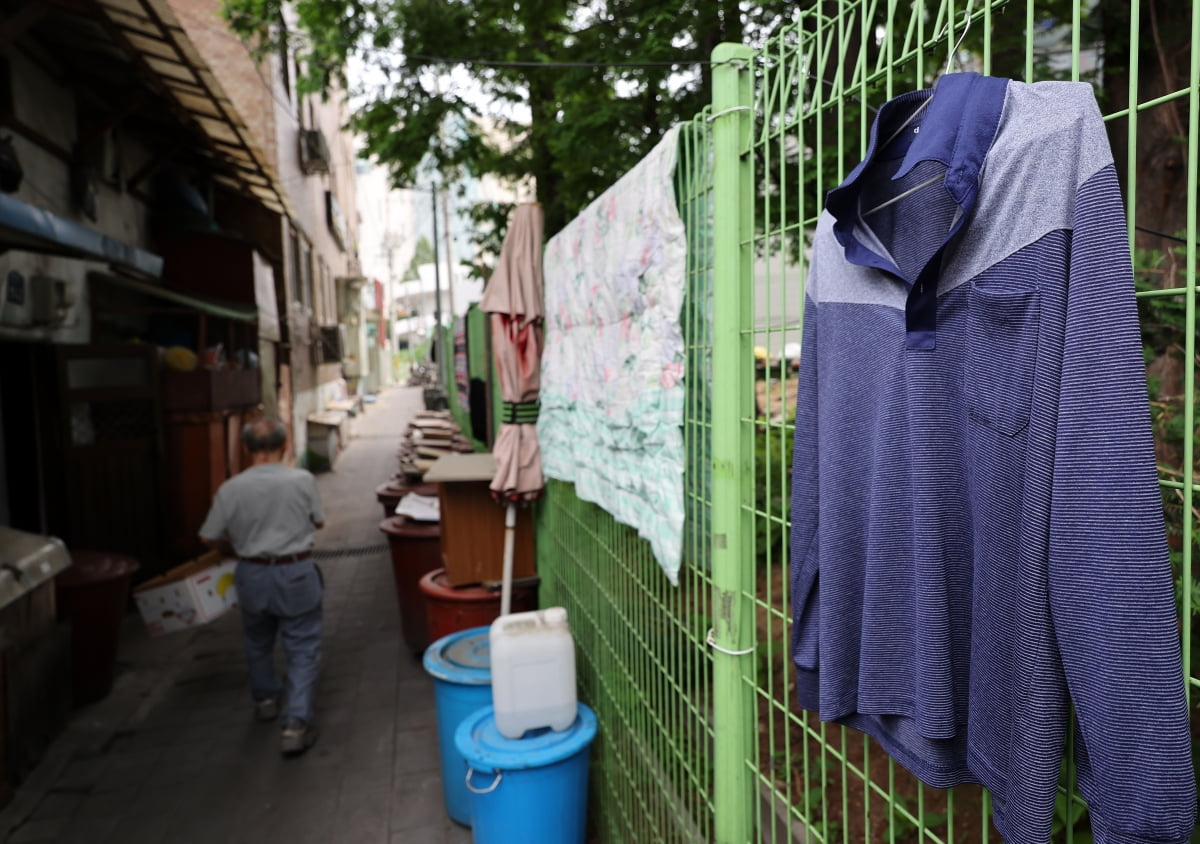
[501,502,516,616]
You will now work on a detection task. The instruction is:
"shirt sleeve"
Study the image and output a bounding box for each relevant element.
[307,473,325,525]
[789,293,821,667]
[1048,163,1196,843]
[198,486,228,542]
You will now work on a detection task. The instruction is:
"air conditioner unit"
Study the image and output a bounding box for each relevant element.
[0,266,30,327]
[30,274,77,326]
[299,128,331,175]
[0,267,76,329]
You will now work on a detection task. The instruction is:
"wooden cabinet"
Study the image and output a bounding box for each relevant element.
[162,409,252,560]
[160,366,260,559]
[424,453,536,587]
[162,370,259,413]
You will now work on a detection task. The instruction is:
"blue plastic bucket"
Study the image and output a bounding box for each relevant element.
[454,703,598,843]
[422,625,492,825]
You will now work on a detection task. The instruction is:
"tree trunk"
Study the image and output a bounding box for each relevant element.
[1101,0,1192,471]
[1103,0,1192,273]
[528,75,563,235]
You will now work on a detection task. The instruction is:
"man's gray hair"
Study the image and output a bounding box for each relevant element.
[242,415,288,454]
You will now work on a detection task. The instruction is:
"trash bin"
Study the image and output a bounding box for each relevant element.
[55,551,140,706]
[418,568,537,644]
[378,516,442,653]
[455,703,597,843]
[423,626,492,826]
[375,478,438,520]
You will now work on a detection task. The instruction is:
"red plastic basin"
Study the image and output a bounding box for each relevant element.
[418,567,537,644]
[378,516,442,653]
[55,551,141,706]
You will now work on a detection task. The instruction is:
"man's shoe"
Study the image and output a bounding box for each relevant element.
[280,720,319,756]
[254,699,279,722]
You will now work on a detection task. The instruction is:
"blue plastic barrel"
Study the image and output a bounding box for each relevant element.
[422,625,492,825]
[454,703,598,843]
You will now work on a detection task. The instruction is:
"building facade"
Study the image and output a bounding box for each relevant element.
[167,0,361,466]
[0,0,346,796]
[356,140,532,366]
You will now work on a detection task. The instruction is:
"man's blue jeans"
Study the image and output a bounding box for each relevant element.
[235,559,323,725]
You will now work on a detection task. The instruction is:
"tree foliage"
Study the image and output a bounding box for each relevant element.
[401,235,434,281]
[224,0,793,239]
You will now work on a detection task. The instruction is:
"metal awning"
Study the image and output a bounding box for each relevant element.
[94,0,296,219]
[0,193,164,278]
[90,271,257,323]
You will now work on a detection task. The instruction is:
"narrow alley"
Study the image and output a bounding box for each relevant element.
[0,387,466,844]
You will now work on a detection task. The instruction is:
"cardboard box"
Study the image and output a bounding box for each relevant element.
[133,550,238,636]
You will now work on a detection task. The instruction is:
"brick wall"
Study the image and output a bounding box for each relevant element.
[165,0,278,174]
[163,0,363,460]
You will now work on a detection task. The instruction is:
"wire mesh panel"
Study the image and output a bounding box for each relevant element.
[538,3,1199,841]
[734,2,1200,843]
[535,115,719,842]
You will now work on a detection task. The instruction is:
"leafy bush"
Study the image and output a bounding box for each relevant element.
[755,417,794,569]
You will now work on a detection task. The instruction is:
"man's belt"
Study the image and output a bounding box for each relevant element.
[241,553,312,565]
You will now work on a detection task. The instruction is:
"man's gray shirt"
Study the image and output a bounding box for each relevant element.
[199,464,324,558]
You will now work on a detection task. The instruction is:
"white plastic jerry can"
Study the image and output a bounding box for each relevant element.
[489,606,578,739]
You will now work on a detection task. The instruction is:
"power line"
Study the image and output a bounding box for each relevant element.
[406,54,705,69]
[222,7,713,70]
[1137,225,1189,245]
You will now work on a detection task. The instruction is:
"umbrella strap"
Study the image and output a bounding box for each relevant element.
[501,400,540,425]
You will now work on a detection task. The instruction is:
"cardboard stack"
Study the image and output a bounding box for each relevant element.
[396,411,474,481]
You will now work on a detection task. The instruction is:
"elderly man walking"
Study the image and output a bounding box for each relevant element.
[200,415,325,756]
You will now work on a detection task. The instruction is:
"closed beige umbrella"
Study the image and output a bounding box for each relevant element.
[480,203,544,614]
[481,203,544,324]
[488,316,543,499]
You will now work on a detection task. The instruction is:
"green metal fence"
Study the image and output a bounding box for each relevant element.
[537,2,1200,841]
[537,114,719,843]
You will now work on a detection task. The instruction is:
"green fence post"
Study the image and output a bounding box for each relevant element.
[1184,0,1200,701]
[710,41,757,844]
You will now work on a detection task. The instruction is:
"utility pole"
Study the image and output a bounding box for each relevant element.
[440,185,457,321]
[430,188,442,380]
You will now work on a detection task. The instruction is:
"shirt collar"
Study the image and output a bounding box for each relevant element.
[826,73,1009,269]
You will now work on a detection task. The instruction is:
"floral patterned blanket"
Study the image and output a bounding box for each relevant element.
[538,126,687,584]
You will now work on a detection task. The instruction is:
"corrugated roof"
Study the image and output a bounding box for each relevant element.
[94,0,296,219]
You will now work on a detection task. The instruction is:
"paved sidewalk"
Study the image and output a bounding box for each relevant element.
[0,386,468,844]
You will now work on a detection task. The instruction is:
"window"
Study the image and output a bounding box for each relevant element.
[318,325,343,364]
[288,229,313,313]
[289,229,302,307]
[294,57,305,126]
[300,242,313,311]
[316,258,329,323]
[277,18,291,99]
[326,265,336,324]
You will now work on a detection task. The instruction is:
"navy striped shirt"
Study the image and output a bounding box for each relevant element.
[791,74,1196,843]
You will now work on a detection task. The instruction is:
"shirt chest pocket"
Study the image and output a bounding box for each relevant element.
[965,281,1041,437]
